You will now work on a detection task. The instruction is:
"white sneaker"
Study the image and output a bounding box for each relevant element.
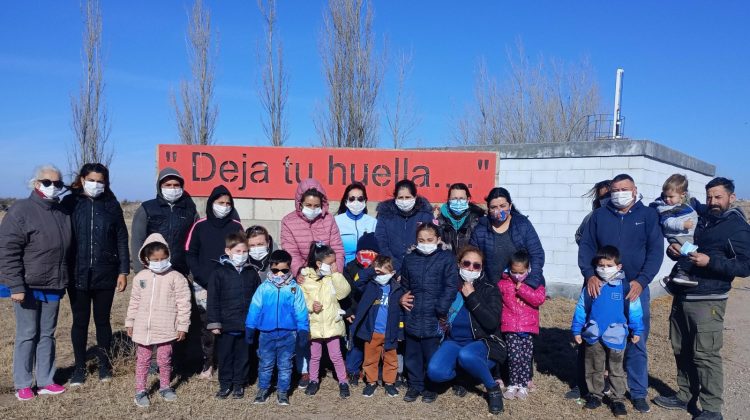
[516,386,529,400]
[503,385,519,400]
[198,366,213,380]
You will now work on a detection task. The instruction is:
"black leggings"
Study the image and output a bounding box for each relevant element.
[70,288,116,369]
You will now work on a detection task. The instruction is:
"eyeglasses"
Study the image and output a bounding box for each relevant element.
[271,268,290,274]
[460,260,482,270]
[347,196,365,202]
[38,179,64,189]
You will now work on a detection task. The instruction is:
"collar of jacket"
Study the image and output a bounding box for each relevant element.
[29,190,61,209]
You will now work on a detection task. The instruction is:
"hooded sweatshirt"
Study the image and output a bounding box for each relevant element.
[280,178,345,276]
[130,167,198,275]
[185,185,243,289]
[125,233,192,346]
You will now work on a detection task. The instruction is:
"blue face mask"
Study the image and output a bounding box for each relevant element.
[448,199,469,214]
[490,209,508,223]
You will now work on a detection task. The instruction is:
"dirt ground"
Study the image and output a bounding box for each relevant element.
[2,278,747,420]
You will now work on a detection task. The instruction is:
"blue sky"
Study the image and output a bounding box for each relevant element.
[1,1,748,200]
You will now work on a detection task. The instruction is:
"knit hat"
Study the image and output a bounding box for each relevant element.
[356,232,380,253]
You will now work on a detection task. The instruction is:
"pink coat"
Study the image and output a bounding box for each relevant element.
[498,272,546,334]
[125,233,192,345]
[280,178,345,276]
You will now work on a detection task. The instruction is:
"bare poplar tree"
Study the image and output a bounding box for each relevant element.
[385,51,420,149]
[70,0,111,171]
[315,0,384,148]
[258,0,288,146]
[172,0,218,145]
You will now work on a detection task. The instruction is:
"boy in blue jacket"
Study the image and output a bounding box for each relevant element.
[245,250,309,406]
[572,245,644,418]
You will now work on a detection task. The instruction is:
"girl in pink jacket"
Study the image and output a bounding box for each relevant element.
[498,250,546,400]
[125,233,191,408]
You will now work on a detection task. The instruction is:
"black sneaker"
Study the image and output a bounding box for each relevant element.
[584,395,602,410]
[487,385,504,415]
[277,392,290,406]
[215,386,232,399]
[69,367,86,387]
[421,390,437,403]
[632,398,651,413]
[564,386,581,400]
[231,386,245,399]
[694,410,723,420]
[347,372,359,387]
[672,271,698,287]
[653,395,688,411]
[298,373,310,389]
[452,384,468,397]
[253,388,271,404]
[339,383,351,399]
[394,373,406,388]
[403,387,420,402]
[99,364,113,382]
[304,381,320,396]
[362,382,378,397]
[384,384,399,397]
[611,401,628,417]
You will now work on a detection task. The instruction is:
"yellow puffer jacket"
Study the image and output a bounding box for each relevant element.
[300,268,351,339]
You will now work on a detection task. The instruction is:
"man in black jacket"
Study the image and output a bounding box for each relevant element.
[654,177,750,420]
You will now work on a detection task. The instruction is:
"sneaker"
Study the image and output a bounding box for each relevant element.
[632,397,651,413]
[584,395,602,410]
[487,385,504,415]
[277,392,290,406]
[298,373,310,389]
[232,386,245,399]
[15,387,35,401]
[159,387,177,402]
[304,381,320,396]
[653,395,688,411]
[672,272,698,287]
[659,276,674,296]
[394,373,406,388]
[602,377,611,395]
[198,366,213,380]
[452,384,468,397]
[347,372,360,387]
[421,390,437,403]
[403,387,420,403]
[694,410,723,420]
[253,388,271,404]
[384,384,399,397]
[69,368,86,387]
[134,391,150,408]
[215,386,232,399]
[339,383,351,399]
[612,401,628,417]
[564,386,581,400]
[503,385,519,400]
[38,383,66,395]
[515,386,529,400]
[527,380,537,392]
[99,364,113,382]
[362,382,378,397]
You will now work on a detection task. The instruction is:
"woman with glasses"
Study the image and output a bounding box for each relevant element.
[0,164,72,401]
[61,163,130,386]
[334,182,378,264]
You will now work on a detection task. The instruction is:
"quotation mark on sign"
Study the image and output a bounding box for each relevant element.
[165,151,178,163]
[477,159,490,170]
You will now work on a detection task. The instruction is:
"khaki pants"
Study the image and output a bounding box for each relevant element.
[670,299,726,413]
[363,333,398,385]
[585,341,627,402]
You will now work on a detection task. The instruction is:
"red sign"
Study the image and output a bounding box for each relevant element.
[157,145,497,202]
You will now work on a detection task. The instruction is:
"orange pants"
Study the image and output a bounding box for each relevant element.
[363,332,398,384]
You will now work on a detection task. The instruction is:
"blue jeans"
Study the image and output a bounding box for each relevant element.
[346,337,364,375]
[258,330,296,393]
[625,286,650,399]
[427,339,496,389]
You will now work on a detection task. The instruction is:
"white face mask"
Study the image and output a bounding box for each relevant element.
[231,253,249,267]
[375,273,393,286]
[417,243,438,255]
[302,206,323,220]
[319,262,332,276]
[596,266,619,281]
[161,187,183,203]
[610,191,634,209]
[346,200,366,215]
[148,259,171,274]
[38,184,63,200]
[459,268,481,283]
[83,181,105,198]
[249,246,269,261]
[212,203,232,219]
[396,198,416,212]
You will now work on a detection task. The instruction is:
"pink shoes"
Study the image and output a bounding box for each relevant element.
[37,383,66,395]
[15,387,34,401]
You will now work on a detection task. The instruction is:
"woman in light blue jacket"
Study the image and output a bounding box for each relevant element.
[335,182,378,264]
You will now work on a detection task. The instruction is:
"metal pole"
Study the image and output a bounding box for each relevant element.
[612,68,624,138]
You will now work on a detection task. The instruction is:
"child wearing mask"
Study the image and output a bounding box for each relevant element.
[207,232,260,400]
[299,243,352,398]
[498,250,546,400]
[126,233,191,408]
[571,246,644,417]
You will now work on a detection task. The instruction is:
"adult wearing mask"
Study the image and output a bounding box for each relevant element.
[335,182,378,264]
[185,185,243,379]
[0,164,72,401]
[246,225,276,280]
[437,183,485,254]
[470,187,545,288]
[578,173,663,414]
[130,167,198,277]
[375,179,434,270]
[62,163,130,386]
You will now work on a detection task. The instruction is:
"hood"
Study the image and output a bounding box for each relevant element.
[156,167,185,197]
[294,178,329,217]
[206,184,240,224]
[709,206,749,225]
[376,196,433,218]
[138,233,169,265]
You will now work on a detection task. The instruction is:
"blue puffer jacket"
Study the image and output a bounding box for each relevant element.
[400,244,460,338]
[245,278,310,333]
[335,211,378,264]
[470,213,546,288]
[349,270,405,350]
[375,197,434,270]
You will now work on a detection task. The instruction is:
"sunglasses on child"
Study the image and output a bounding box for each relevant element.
[460,260,482,270]
[271,268,290,274]
[38,179,64,188]
[347,196,365,202]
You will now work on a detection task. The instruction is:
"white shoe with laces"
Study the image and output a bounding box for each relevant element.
[503,385,519,400]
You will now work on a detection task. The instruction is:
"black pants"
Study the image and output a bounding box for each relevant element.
[216,333,250,388]
[404,334,440,392]
[69,288,116,369]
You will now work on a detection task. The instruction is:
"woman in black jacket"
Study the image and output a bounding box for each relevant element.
[426,245,506,415]
[437,183,485,254]
[62,163,130,385]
